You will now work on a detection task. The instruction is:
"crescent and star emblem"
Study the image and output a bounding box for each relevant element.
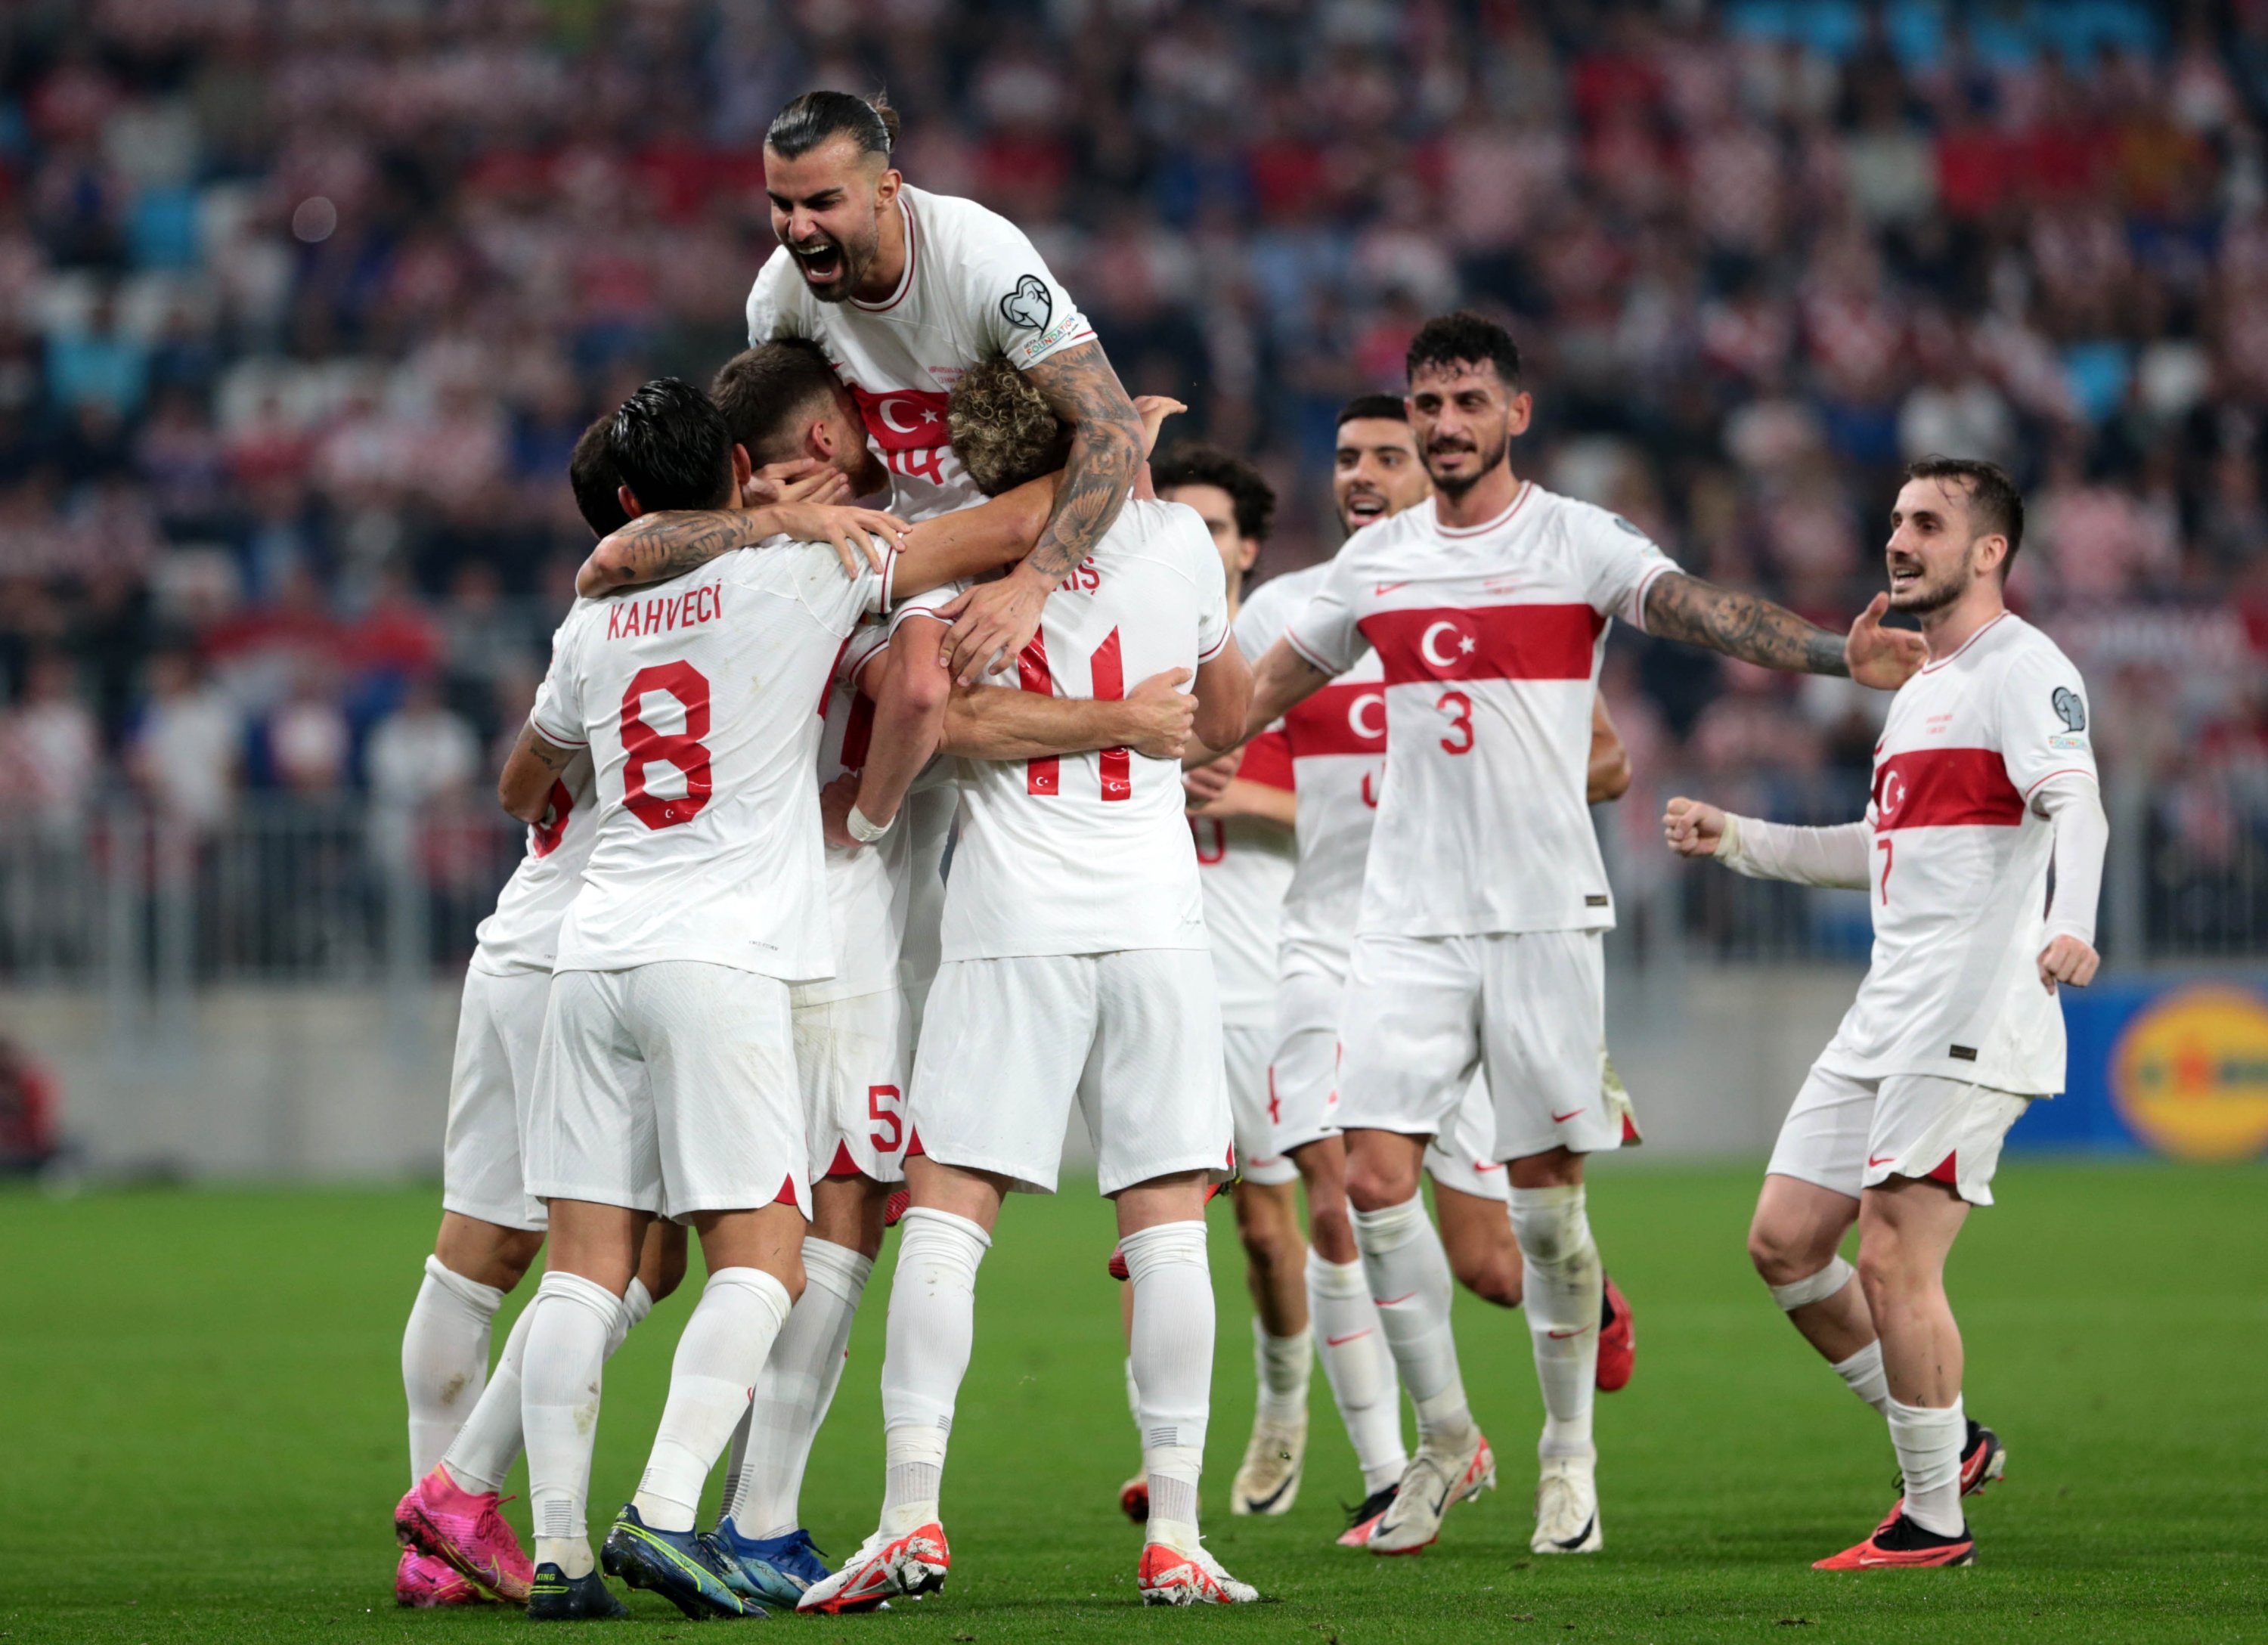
[1419,620,1476,670]
[1348,692,1386,740]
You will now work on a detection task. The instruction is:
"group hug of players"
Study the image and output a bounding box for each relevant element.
[386,91,2109,1620]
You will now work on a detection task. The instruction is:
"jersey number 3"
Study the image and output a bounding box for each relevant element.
[621,661,713,830]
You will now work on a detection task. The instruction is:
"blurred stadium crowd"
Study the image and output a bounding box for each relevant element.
[0,0,2263,869]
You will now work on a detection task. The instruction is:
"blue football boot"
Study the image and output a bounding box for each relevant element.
[600,1504,751,1619]
[714,1520,832,1607]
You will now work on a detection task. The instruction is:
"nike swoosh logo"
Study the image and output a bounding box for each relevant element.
[1473,1163,1505,1173]
[1868,1155,1896,1167]
[1374,581,1410,595]
[1376,1293,1415,1306]
[1547,1327,1590,1340]
[1324,1330,1372,1347]
[1551,1513,1596,1551]
[1430,1486,1450,1517]
[1242,1472,1299,1513]
[1551,1109,1584,1123]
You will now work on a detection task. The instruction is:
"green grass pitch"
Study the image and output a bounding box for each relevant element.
[3,1160,2262,1643]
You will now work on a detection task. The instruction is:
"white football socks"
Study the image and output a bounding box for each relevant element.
[1831,1340,1892,1416]
[878,1209,990,1534]
[1509,1184,1601,1464]
[1252,1318,1312,1426]
[522,1271,624,1578]
[632,1267,793,1533]
[721,1238,873,1540]
[444,1277,652,1497]
[1307,1250,1408,1492]
[1121,1220,1214,1547]
[1887,1396,1966,1535]
[1351,1195,1473,1447]
[402,1256,504,1481]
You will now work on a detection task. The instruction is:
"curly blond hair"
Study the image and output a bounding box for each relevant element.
[947,355,1070,496]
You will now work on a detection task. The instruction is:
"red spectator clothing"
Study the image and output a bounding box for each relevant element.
[1936,124,2015,220]
[0,1049,57,1160]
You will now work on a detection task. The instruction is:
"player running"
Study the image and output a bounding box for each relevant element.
[1225,312,1923,1559]
[797,358,1259,1612]
[497,379,1083,1622]
[391,417,886,1606]
[1665,457,2104,1569]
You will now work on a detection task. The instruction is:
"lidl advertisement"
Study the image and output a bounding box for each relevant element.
[2011,977,2268,1159]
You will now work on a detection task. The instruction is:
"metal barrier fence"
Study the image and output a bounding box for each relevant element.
[0,776,2258,996]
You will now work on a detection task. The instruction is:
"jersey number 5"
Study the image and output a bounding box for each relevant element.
[621,661,713,830]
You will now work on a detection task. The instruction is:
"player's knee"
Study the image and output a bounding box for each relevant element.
[1344,1154,1419,1213]
[1449,1241,1521,1309]
[482,1228,545,1290]
[1747,1219,1828,1288]
[1507,1184,1585,1266]
[1307,1203,1358,1265]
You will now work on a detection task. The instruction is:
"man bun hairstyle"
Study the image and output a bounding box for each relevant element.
[569,412,631,538]
[606,378,736,515]
[711,339,844,466]
[1153,442,1276,544]
[948,355,1070,497]
[1405,310,1522,390]
[1905,454,2025,574]
[1338,393,1408,426]
[766,89,899,161]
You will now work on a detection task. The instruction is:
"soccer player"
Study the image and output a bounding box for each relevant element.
[1664,457,2104,1569]
[797,358,1258,1612]
[392,417,881,1606]
[497,379,1088,1621]
[1226,311,1924,1558]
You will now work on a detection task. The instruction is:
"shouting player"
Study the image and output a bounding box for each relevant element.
[497,379,1098,1621]
[1664,457,2104,1569]
[798,358,1258,1612]
[1227,311,1923,1558]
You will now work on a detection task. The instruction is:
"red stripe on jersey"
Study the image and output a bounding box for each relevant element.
[1284,681,1388,758]
[1361,604,1604,686]
[1236,729,1296,792]
[1092,625,1130,801]
[840,690,876,772]
[1872,747,2024,832]
[1018,634,1058,795]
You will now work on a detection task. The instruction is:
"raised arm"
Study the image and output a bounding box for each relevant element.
[497,721,578,826]
[1643,578,1925,691]
[1662,796,1871,888]
[891,472,1064,601]
[1588,694,1631,804]
[942,666,1194,762]
[939,342,1145,682]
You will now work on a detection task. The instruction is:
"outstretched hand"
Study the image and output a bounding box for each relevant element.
[771,502,909,578]
[1846,593,1926,690]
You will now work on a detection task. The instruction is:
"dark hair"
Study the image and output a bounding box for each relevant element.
[766,89,899,161]
[1904,455,2025,572]
[710,340,844,466]
[606,379,735,514]
[569,413,630,537]
[947,355,1069,495]
[1405,310,1522,389]
[1337,394,1408,426]
[1152,442,1276,543]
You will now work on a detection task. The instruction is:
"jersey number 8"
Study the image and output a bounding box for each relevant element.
[621,661,713,830]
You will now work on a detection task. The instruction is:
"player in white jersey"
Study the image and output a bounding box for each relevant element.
[494,380,1080,1622]
[799,358,1259,1612]
[1225,312,1925,1558]
[394,415,889,1606]
[1665,458,2105,1571]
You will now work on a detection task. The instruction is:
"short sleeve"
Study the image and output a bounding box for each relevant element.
[528,621,585,748]
[767,543,889,638]
[1232,576,1291,658]
[840,615,893,689]
[744,249,807,346]
[1185,515,1232,662]
[1284,553,1365,676]
[888,577,964,637]
[965,211,1094,371]
[1569,503,1681,629]
[1997,640,2097,798]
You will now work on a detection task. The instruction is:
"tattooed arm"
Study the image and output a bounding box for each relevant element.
[940,341,1143,684]
[1641,576,1924,690]
[497,721,578,826]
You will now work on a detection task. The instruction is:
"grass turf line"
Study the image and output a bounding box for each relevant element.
[1,1161,2261,1642]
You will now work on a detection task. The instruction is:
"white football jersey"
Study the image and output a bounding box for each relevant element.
[745,184,1095,523]
[1286,482,1678,937]
[1819,612,2096,1093]
[532,543,891,979]
[1192,593,1296,1026]
[470,745,597,974]
[798,618,905,1004]
[940,498,1231,961]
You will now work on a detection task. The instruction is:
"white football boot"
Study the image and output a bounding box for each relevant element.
[1367,1427,1496,1555]
[1230,1411,1307,1516]
[795,1522,950,1614]
[1531,1456,1603,1554]
[1138,1537,1259,1605]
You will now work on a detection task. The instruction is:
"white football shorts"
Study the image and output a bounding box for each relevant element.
[1225,1021,1298,1186]
[790,984,912,1186]
[1336,929,1625,1162]
[525,962,809,1222]
[908,949,1233,1197]
[442,962,551,1232]
[1768,1063,2035,1207]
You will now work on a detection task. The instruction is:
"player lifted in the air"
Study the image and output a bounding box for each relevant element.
[797,358,1258,1612]
[1665,457,2105,1569]
[1224,311,1923,1558]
